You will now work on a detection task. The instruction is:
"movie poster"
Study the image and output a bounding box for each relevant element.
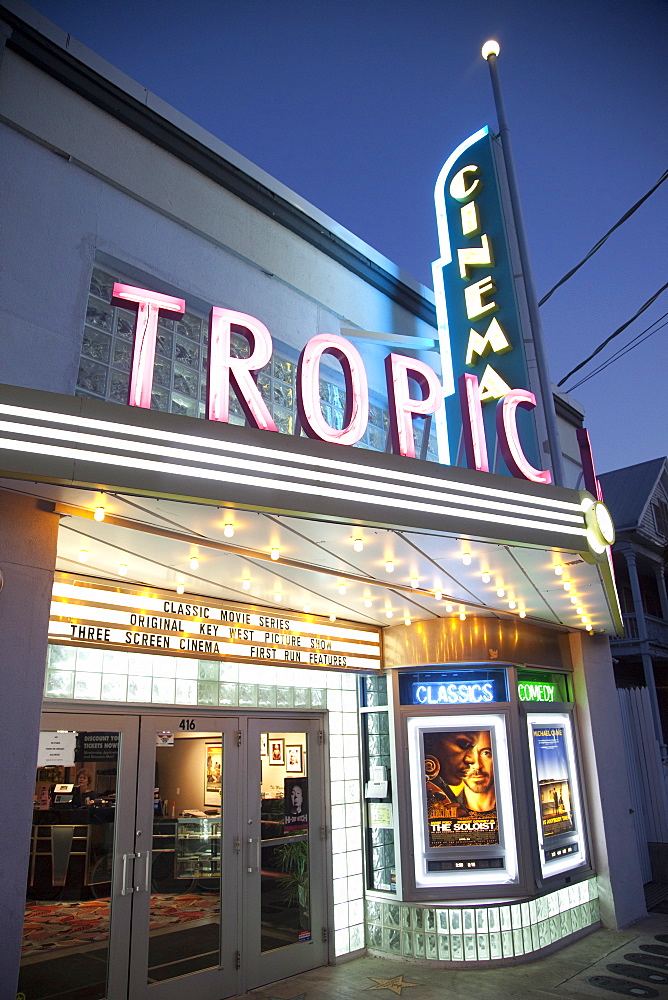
[284,777,309,832]
[423,729,499,847]
[531,725,575,837]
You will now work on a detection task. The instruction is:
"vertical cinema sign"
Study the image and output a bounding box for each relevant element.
[432,126,551,483]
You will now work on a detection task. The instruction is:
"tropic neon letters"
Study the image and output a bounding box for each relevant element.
[114,282,545,479]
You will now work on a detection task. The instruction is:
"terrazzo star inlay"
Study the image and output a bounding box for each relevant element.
[366,974,420,995]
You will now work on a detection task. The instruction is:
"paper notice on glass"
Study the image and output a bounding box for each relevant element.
[368,802,394,828]
[37,731,76,767]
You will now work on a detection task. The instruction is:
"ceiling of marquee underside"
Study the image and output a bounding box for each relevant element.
[1,478,615,634]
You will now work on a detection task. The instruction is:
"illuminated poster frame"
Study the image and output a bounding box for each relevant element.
[526,713,586,878]
[406,714,517,889]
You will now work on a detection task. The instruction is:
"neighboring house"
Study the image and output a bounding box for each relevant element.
[600,457,668,743]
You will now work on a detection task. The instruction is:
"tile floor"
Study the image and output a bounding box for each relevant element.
[236,914,668,1000]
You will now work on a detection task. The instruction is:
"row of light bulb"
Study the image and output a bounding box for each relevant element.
[87,507,592,631]
[554,564,593,631]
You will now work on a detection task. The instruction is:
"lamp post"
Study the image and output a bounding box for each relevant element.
[482,41,565,487]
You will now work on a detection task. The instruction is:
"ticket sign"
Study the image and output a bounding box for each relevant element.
[48,577,381,673]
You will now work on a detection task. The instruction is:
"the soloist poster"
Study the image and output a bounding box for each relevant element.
[423,729,499,847]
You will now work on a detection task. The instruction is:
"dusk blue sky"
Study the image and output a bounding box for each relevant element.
[26,0,668,475]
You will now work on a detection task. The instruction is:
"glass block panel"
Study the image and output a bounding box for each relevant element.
[152,678,175,703]
[176,313,202,342]
[81,327,111,363]
[90,268,114,301]
[111,339,132,372]
[77,357,107,396]
[502,929,514,957]
[274,407,294,434]
[477,933,490,960]
[128,676,152,702]
[197,680,218,705]
[238,683,258,706]
[171,392,198,418]
[109,369,130,403]
[490,931,502,959]
[368,924,382,949]
[102,674,128,701]
[74,672,102,700]
[273,357,294,383]
[273,382,293,408]
[464,934,477,960]
[116,307,136,340]
[349,924,364,951]
[49,644,76,668]
[450,934,464,961]
[175,679,197,704]
[174,361,199,396]
[437,933,451,960]
[85,300,113,332]
[151,385,169,411]
[426,933,438,959]
[45,669,74,699]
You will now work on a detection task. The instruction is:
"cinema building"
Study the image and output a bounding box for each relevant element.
[0,4,646,999]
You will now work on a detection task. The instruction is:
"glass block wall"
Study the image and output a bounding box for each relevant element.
[365,878,599,963]
[360,675,396,893]
[45,644,364,958]
[76,265,439,460]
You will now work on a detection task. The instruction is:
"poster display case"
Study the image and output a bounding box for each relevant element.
[526,712,586,877]
[406,713,518,890]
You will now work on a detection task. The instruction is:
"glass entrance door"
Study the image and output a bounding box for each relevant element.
[127,715,240,1000]
[245,717,328,988]
[18,712,139,1000]
[21,712,328,1000]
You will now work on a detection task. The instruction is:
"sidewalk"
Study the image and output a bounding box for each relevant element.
[241,910,668,1000]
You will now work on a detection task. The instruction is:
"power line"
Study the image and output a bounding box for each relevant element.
[557,282,668,387]
[565,311,668,392]
[538,168,668,307]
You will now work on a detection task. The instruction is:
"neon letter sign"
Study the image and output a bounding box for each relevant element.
[385,354,443,459]
[113,283,185,409]
[297,334,368,445]
[496,389,552,484]
[207,308,277,432]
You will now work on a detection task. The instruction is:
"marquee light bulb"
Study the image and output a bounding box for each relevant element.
[329,614,336,622]
[508,599,516,609]
[274,590,282,602]
[94,506,105,522]
[270,547,280,561]
[459,611,467,621]
[353,538,364,553]
[462,552,472,566]
[554,564,563,576]
[176,583,185,595]
[586,623,593,631]
[576,606,584,615]
[223,522,235,538]
[519,609,527,618]
[570,595,578,605]
[118,563,128,576]
[481,571,491,583]
[242,578,251,590]
[338,584,347,595]
[78,548,88,562]
[496,587,505,598]
[303,602,311,613]
[445,602,453,612]
[385,560,394,573]
[410,577,418,589]
[404,616,411,626]
[563,581,571,591]
[385,609,393,618]
[482,39,500,60]
[364,597,373,608]
[189,556,199,570]
[434,590,443,601]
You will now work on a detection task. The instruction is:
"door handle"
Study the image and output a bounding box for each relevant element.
[121,852,136,896]
[136,850,151,892]
[246,836,260,873]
